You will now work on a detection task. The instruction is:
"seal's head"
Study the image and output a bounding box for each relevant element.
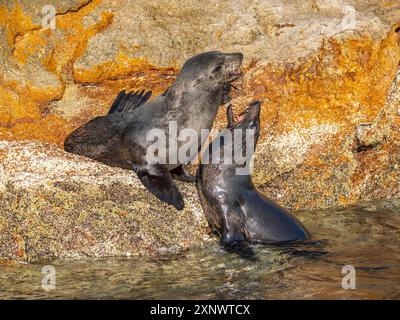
[201,101,261,171]
[176,51,243,91]
[227,101,261,153]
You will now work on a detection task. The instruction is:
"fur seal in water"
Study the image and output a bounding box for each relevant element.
[64,51,243,210]
[196,101,310,246]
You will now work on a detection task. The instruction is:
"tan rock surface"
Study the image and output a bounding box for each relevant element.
[0,141,210,262]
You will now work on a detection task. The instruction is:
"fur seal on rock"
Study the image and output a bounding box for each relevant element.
[64,51,243,210]
[196,101,310,245]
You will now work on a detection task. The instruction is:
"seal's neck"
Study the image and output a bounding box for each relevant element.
[166,84,222,120]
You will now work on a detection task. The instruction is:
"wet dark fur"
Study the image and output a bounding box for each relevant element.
[196,102,310,247]
[65,51,243,210]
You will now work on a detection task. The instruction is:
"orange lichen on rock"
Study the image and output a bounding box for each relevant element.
[0,81,71,147]
[73,52,160,84]
[4,79,64,105]
[53,2,114,77]
[248,26,400,137]
[12,29,50,64]
[0,77,67,145]
[0,2,39,49]
[0,86,41,125]
[0,0,112,146]
[247,25,400,210]
[9,115,73,146]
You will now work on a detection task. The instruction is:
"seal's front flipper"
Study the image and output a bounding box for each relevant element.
[217,204,258,260]
[170,165,196,182]
[221,230,245,244]
[135,164,184,210]
[221,227,258,261]
[221,239,258,262]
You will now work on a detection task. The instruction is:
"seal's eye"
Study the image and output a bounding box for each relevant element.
[212,64,223,73]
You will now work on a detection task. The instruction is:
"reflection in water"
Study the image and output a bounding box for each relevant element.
[1,199,400,299]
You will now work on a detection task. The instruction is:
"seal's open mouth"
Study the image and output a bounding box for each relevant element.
[228,70,243,82]
[226,61,243,82]
[227,101,261,128]
[234,112,246,123]
[235,101,261,123]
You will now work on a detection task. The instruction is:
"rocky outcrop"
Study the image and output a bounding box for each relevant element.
[1,0,399,145]
[1,0,400,261]
[0,141,210,263]
[256,69,400,209]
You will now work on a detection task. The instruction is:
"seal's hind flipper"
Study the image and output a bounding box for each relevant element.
[108,90,152,114]
[170,165,196,182]
[108,90,126,114]
[135,164,184,210]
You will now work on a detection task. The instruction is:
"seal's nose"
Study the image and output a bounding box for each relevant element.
[247,101,261,119]
[233,52,243,62]
[250,101,261,108]
[226,52,243,63]
[236,52,244,61]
